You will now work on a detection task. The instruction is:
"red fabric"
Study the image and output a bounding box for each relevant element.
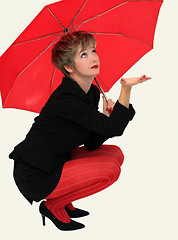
[0,0,163,113]
[44,145,124,223]
[66,202,75,211]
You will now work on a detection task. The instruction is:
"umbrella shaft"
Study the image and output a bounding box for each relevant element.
[94,78,108,102]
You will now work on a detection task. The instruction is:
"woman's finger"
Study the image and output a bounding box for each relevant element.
[108,101,115,106]
[102,96,109,113]
[102,96,107,105]
[106,103,115,112]
[107,98,113,104]
[107,102,115,109]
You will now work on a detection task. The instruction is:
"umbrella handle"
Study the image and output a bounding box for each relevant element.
[94,78,108,102]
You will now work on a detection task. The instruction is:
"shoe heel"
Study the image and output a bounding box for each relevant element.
[39,201,85,231]
[42,214,46,226]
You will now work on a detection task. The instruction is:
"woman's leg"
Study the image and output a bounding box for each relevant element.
[44,154,121,223]
[71,144,124,167]
[65,145,124,214]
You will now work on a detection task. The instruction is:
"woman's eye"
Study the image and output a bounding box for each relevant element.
[92,49,96,54]
[81,52,87,58]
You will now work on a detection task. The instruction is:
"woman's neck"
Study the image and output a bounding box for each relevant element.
[70,74,94,94]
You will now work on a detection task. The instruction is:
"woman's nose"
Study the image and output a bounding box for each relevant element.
[91,54,98,62]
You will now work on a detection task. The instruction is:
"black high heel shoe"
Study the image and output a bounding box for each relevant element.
[39,201,85,231]
[65,206,90,218]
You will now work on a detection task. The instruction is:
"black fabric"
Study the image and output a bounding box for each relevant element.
[13,155,62,204]
[9,76,136,204]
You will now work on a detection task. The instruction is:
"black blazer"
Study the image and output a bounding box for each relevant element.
[9,77,135,174]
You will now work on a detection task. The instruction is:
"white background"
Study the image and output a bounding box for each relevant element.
[0,0,178,239]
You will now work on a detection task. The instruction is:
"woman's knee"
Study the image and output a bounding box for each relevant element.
[100,145,124,167]
[95,156,121,184]
[108,157,121,182]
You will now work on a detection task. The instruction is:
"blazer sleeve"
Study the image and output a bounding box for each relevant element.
[53,94,136,140]
[83,131,109,151]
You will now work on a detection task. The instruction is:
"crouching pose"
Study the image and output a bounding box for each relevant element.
[9,31,150,231]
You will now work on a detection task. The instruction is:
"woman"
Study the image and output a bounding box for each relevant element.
[9,31,150,231]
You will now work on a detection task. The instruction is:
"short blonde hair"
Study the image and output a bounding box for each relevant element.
[51,31,96,78]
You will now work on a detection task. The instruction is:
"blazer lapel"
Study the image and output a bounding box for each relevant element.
[59,77,92,103]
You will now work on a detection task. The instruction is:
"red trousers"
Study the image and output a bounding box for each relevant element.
[45,145,124,223]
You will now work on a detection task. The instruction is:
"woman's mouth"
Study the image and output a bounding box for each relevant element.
[91,65,99,69]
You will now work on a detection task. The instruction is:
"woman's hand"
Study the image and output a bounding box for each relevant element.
[102,96,115,117]
[120,74,151,87]
[102,74,151,116]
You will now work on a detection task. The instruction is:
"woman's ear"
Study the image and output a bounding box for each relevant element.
[64,65,74,73]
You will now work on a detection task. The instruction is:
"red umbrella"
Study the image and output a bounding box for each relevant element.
[0,0,163,113]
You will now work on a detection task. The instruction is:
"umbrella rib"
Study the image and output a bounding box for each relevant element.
[45,6,66,31]
[3,36,61,108]
[3,90,12,108]
[13,32,63,46]
[66,0,89,31]
[90,32,153,49]
[16,36,61,78]
[70,0,163,32]
[50,68,56,94]
[72,1,128,31]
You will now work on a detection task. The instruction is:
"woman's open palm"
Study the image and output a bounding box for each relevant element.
[120,74,151,87]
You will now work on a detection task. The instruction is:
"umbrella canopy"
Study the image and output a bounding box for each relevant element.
[0,0,163,113]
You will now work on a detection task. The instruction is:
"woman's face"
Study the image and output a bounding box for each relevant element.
[70,43,100,79]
